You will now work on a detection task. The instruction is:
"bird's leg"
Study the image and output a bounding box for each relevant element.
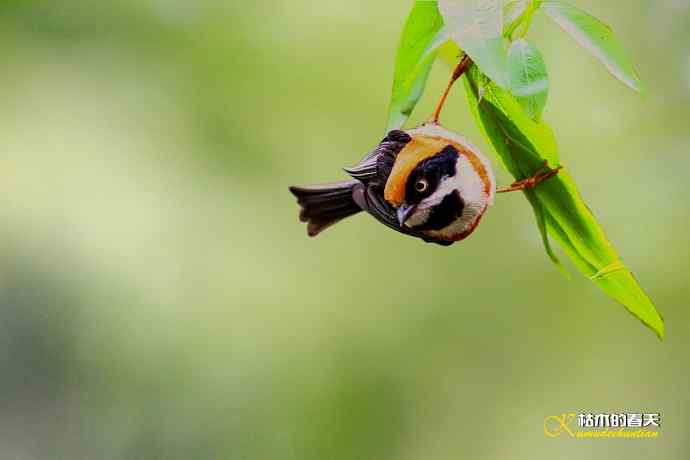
[431,54,472,124]
[497,162,563,194]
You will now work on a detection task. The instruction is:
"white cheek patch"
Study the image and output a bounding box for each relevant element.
[448,156,490,236]
[455,155,487,209]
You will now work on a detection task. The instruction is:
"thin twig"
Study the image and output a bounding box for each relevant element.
[431,54,472,124]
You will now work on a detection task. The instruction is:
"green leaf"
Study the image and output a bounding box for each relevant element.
[438,0,509,87]
[386,1,444,131]
[507,38,548,121]
[462,64,664,339]
[541,0,644,93]
[524,189,568,277]
[503,0,530,38]
[504,0,530,28]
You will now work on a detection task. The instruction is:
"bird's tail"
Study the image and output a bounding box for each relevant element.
[289,180,362,237]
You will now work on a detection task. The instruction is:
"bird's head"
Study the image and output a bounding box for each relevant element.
[384,124,496,242]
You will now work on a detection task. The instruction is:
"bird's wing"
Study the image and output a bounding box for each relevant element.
[352,185,406,233]
[344,130,411,185]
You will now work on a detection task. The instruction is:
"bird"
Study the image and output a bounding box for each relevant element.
[289,56,561,246]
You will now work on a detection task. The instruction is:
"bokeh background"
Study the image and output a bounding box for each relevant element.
[0,1,688,459]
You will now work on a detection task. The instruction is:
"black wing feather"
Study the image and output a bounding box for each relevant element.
[344,130,411,185]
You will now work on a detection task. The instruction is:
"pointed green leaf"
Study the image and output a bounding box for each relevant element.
[541,0,644,92]
[462,65,663,339]
[503,0,539,38]
[504,0,530,33]
[524,189,568,277]
[507,38,549,121]
[438,0,510,87]
[386,1,444,131]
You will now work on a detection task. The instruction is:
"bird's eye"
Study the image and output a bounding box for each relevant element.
[415,179,429,193]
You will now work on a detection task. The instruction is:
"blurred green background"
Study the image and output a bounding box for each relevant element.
[0,1,688,459]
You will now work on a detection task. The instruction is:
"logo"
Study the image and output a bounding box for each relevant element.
[544,412,660,439]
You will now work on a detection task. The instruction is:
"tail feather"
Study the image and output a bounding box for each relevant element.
[289,180,361,236]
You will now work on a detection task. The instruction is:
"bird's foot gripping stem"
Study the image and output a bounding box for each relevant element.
[497,162,563,194]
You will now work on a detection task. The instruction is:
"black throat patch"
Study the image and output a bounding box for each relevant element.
[414,190,464,231]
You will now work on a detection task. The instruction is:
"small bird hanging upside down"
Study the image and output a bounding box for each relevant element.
[289,56,562,246]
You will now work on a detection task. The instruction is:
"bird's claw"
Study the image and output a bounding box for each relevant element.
[498,161,563,193]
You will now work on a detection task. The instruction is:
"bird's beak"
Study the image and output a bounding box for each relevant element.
[396,203,417,227]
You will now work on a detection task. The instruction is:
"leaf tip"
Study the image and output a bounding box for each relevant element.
[652,314,665,341]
